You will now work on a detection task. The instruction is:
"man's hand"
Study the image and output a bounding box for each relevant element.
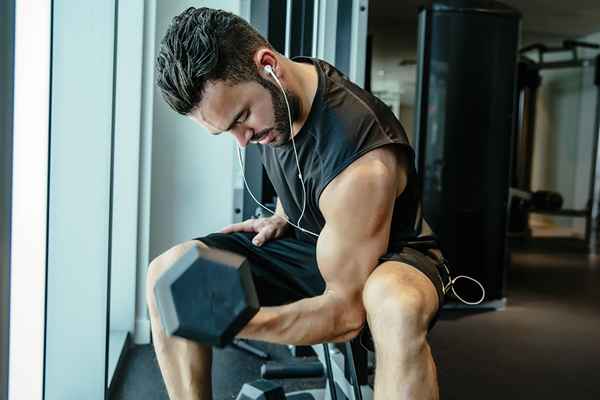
[220,216,290,246]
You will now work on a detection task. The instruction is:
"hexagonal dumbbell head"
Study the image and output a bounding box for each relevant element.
[154,246,260,347]
[236,380,287,400]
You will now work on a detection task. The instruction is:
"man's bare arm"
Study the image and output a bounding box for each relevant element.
[238,154,402,345]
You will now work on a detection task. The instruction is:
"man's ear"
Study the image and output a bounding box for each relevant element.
[254,48,278,79]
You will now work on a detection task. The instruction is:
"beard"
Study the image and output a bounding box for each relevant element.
[255,74,301,147]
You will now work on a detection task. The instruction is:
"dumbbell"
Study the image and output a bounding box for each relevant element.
[153,246,260,347]
[236,380,286,400]
[236,380,314,400]
[508,188,564,233]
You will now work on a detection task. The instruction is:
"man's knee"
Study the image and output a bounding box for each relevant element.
[146,240,209,311]
[363,262,438,334]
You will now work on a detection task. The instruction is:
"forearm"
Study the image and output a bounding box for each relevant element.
[238,291,364,346]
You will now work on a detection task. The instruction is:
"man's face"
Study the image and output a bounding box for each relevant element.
[189,75,300,148]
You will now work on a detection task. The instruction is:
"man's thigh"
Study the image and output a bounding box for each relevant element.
[360,246,445,350]
[378,246,446,318]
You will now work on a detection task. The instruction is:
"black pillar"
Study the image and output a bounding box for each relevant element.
[415,1,521,302]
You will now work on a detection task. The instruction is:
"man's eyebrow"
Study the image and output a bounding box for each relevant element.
[211,109,244,135]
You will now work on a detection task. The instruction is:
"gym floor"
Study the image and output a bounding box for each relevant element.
[111,235,600,400]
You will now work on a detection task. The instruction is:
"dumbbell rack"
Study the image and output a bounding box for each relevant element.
[304,344,372,400]
[244,341,373,400]
[513,42,600,248]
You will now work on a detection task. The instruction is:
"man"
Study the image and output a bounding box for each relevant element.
[148,7,447,400]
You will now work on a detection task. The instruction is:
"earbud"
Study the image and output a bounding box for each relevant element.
[235,62,316,238]
[263,65,274,77]
[264,65,284,91]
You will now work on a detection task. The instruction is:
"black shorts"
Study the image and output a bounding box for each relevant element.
[194,231,446,344]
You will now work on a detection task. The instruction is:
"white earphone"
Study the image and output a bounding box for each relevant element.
[236,63,486,305]
[235,64,320,238]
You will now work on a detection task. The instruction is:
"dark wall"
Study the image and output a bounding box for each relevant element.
[289,0,314,57]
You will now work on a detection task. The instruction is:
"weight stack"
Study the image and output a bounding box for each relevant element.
[414,0,521,302]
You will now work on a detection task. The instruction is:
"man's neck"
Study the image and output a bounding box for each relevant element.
[287,59,319,136]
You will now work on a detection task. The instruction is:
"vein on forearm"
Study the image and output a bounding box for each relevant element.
[238,289,362,346]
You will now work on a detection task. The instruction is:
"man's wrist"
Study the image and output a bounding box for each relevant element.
[271,213,288,225]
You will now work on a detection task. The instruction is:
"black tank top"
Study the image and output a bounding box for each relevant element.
[257,57,424,249]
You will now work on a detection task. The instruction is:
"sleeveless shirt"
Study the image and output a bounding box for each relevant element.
[257,57,423,250]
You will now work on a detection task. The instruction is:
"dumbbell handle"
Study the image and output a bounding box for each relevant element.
[231,339,270,360]
[260,361,324,379]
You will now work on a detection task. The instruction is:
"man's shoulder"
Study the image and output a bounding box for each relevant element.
[319,147,404,210]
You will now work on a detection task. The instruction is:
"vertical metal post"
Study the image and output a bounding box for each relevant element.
[322,344,338,400]
[334,0,352,76]
[288,0,315,58]
[0,0,16,398]
[587,55,600,250]
[521,79,540,191]
[344,342,364,400]
[413,8,432,234]
[242,0,287,220]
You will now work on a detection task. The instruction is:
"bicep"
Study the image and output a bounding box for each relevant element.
[316,225,385,298]
[316,166,398,298]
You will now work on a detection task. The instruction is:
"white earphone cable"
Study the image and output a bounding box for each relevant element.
[236,64,485,305]
[267,67,309,227]
[439,260,486,305]
[236,146,319,238]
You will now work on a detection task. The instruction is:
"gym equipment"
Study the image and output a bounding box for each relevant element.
[236,379,287,400]
[153,246,260,347]
[232,338,271,360]
[287,345,316,358]
[529,190,564,211]
[414,0,520,304]
[509,189,565,235]
[261,361,324,379]
[512,40,600,246]
[237,379,315,399]
[243,339,373,400]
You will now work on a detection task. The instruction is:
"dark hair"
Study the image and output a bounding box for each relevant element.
[155,7,271,115]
